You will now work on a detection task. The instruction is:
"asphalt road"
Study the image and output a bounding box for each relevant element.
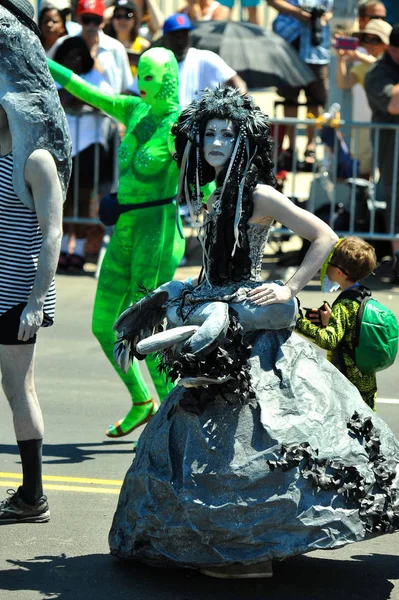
[1,269,399,600]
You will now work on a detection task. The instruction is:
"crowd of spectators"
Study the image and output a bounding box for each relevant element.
[336,17,391,178]
[36,0,399,280]
[53,35,114,271]
[103,0,150,78]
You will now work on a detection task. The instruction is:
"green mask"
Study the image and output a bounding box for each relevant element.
[137,48,180,114]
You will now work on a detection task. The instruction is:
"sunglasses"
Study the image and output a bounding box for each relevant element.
[81,14,103,25]
[328,262,349,276]
[361,35,384,45]
[113,11,134,19]
[367,15,386,20]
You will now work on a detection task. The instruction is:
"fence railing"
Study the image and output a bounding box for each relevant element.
[65,113,399,244]
[269,116,399,242]
[63,110,120,226]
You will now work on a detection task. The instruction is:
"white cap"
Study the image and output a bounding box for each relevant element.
[39,0,72,13]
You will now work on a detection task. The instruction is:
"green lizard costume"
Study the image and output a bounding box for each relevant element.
[296,287,377,410]
[48,48,185,437]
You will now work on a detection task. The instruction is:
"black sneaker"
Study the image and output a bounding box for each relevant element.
[0,488,50,524]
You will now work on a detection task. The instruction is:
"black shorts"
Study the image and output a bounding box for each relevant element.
[0,303,37,345]
[276,38,329,108]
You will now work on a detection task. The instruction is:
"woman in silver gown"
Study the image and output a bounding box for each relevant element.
[108,87,399,579]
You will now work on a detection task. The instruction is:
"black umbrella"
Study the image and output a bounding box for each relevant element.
[190,20,315,90]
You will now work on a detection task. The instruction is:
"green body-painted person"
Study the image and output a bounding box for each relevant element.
[48,48,185,437]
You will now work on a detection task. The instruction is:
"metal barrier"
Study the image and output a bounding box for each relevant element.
[62,109,120,227]
[63,113,399,245]
[269,116,399,242]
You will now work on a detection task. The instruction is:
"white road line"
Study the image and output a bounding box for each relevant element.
[377,398,399,405]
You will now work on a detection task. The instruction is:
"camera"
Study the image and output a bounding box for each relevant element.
[299,1,326,47]
[303,301,330,324]
[334,36,359,51]
[310,7,325,46]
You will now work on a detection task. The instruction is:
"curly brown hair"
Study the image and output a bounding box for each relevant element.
[333,236,377,282]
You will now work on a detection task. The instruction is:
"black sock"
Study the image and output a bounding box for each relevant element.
[17,439,43,504]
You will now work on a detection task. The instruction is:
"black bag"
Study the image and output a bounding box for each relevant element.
[99,193,176,226]
[99,193,136,226]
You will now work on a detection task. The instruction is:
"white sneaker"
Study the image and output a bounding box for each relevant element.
[199,561,273,579]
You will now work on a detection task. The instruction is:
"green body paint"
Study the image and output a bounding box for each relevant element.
[48,49,185,434]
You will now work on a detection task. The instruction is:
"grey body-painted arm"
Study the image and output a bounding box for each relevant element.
[19,149,63,341]
[247,184,338,306]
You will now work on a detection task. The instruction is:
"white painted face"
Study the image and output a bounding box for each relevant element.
[203,118,236,171]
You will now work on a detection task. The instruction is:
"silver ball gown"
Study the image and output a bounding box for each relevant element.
[109,218,399,568]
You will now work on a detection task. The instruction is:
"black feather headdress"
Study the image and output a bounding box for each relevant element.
[172,86,276,285]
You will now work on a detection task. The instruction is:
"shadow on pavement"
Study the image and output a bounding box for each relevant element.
[2,551,397,600]
[0,441,133,466]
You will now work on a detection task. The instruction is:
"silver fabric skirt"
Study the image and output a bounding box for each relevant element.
[109,330,399,567]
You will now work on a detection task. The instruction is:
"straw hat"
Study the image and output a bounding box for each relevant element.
[357,19,393,45]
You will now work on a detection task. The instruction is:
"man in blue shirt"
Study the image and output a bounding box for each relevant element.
[266,0,334,169]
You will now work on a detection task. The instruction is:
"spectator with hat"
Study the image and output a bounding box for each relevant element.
[336,19,392,91]
[161,13,247,107]
[365,23,399,282]
[49,0,133,94]
[335,19,392,178]
[104,0,150,77]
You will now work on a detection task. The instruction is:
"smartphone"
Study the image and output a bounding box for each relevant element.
[304,302,330,322]
[304,307,320,321]
[335,36,359,51]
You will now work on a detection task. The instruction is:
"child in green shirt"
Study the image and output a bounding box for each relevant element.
[296,236,377,409]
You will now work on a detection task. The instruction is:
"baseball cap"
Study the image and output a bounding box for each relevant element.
[358,19,392,45]
[113,0,136,11]
[390,24,399,48]
[76,0,105,17]
[163,13,193,34]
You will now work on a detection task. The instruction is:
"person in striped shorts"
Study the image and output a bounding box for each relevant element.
[0,0,71,524]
